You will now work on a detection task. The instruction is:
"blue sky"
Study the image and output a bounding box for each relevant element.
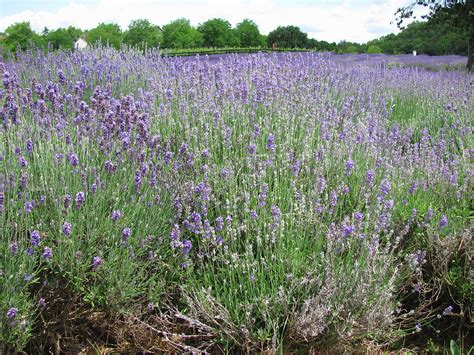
[0,0,420,43]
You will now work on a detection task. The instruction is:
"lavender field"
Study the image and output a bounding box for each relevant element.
[1,49,472,352]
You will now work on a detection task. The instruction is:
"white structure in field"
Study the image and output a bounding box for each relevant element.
[413,50,417,56]
[75,38,88,50]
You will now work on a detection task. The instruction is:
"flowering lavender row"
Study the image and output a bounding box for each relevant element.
[0,47,472,350]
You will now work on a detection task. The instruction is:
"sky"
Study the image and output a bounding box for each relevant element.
[0,0,425,43]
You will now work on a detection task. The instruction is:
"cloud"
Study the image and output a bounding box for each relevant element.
[0,0,422,43]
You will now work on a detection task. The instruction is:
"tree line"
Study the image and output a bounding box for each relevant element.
[0,14,469,56]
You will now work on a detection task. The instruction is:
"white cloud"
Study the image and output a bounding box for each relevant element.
[0,0,425,43]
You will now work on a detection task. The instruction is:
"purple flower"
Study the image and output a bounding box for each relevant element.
[384,199,395,210]
[345,159,354,175]
[267,134,275,153]
[182,239,192,254]
[69,153,79,166]
[10,242,18,255]
[271,205,281,221]
[92,256,102,271]
[170,224,180,242]
[443,305,453,316]
[31,230,41,246]
[201,149,210,158]
[408,182,418,195]
[259,183,268,206]
[215,216,224,232]
[203,219,212,238]
[42,246,52,260]
[111,209,122,221]
[292,160,300,176]
[178,143,188,155]
[248,144,256,156]
[74,191,85,208]
[26,140,34,154]
[18,155,27,168]
[380,179,391,196]
[343,225,355,237]
[439,215,448,229]
[220,168,229,179]
[122,228,131,243]
[38,298,46,309]
[415,323,422,333]
[105,160,116,174]
[354,212,364,221]
[6,307,17,320]
[147,302,154,312]
[424,208,434,221]
[330,190,338,207]
[365,169,375,185]
[318,176,327,191]
[62,222,72,236]
[24,200,34,213]
[64,193,71,209]
[250,210,258,220]
[135,170,142,188]
[254,125,260,138]
[160,152,171,166]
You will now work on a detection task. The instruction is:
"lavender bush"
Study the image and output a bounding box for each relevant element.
[0,47,472,352]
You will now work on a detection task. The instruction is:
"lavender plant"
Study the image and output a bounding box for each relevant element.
[0,47,471,352]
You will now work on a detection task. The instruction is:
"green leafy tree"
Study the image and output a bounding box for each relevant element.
[235,19,263,47]
[45,26,82,50]
[87,23,122,49]
[123,19,162,49]
[337,40,363,54]
[66,26,83,41]
[307,38,318,49]
[267,26,308,48]
[4,22,43,52]
[395,0,473,71]
[162,18,203,49]
[198,18,240,47]
[367,44,382,54]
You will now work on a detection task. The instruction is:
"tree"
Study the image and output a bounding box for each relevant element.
[123,19,162,49]
[198,18,240,47]
[337,40,363,54]
[4,22,43,52]
[235,19,263,47]
[267,26,308,49]
[395,0,473,71]
[87,23,122,49]
[367,44,382,54]
[45,26,82,50]
[162,18,203,49]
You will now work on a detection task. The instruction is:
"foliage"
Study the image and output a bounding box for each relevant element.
[337,40,364,54]
[0,47,471,352]
[235,19,264,47]
[198,18,240,47]
[267,25,308,48]
[87,22,122,49]
[162,18,203,49]
[3,22,43,52]
[45,26,82,50]
[367,44,382,54]
[394,0,473,70]
[123,19,162,49]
